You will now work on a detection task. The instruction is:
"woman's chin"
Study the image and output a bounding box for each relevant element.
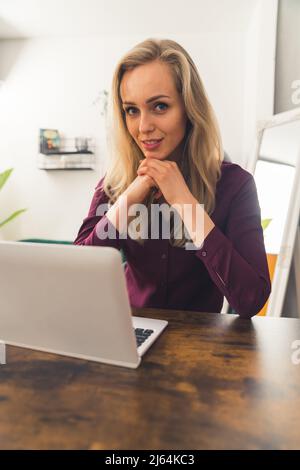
[145,153,168,160]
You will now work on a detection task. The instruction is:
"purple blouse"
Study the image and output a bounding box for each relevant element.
[74,162,271,318]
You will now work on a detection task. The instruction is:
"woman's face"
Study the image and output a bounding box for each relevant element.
[120,60,188,161]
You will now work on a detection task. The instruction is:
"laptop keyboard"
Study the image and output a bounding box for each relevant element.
[134,328,154,347]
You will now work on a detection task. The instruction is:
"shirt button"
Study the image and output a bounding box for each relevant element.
[161,253,167,259]
[201,251,207,257]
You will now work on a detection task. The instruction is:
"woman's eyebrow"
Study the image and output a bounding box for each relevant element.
[122,94,171,105]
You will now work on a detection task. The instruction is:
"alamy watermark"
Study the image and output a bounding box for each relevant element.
[95,197,205,250]
[291,80,300,105]
[291,339,300,365]
[0,341,6,365]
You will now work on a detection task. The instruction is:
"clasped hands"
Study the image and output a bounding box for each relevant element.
[137,158,215,246]
[137,158,195,207]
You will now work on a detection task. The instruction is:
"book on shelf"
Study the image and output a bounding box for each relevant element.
[39,129,61,154]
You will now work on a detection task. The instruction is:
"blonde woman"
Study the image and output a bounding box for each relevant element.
[74,38,271,318]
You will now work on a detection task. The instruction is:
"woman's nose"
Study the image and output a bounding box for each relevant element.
[138,112,155,134]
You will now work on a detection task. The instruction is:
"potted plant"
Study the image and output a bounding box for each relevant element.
[0,168,27,235]
[261,218,272,231]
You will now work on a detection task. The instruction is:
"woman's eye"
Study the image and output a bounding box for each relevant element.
[124,102,168,116]
[124,107,137,115]
[155,102,168,112]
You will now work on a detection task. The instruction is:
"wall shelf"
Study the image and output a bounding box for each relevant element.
[37,152,96,170]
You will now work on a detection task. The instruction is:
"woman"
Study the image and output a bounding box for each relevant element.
[74,38,271,318]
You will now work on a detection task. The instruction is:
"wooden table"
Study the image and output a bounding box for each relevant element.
[0,308,300,450]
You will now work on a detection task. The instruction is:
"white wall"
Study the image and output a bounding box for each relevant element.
[243,0,278,163]
[275,0,300,113]
[275,0,300,318]
[0,1,278,242]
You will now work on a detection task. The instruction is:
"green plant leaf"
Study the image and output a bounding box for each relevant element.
[261,218,272,231]
[0,168,14,192]
[0,208,27,229]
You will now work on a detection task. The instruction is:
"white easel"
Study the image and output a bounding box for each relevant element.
[292,226,300,317]
[222,107,300,317]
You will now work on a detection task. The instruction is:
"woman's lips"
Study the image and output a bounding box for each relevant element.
[142,138,163,150]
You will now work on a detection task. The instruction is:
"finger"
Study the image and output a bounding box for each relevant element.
[140,160,176,181]
[138,163,161,173]
[138,158,170,171]
[143,159,175,170]
[137,166,152,176]
[141,174,158,188]
[138,168,162,199]
[139,173,160,192]
[138,158,150,169]
[138,167,164,195]
[138,166,161,182]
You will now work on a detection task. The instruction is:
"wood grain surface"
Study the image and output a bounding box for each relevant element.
[0,308,300,450]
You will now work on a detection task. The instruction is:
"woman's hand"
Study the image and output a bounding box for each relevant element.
[137,158,215,245]
[137,159,194,206]
[106,174,158,235]
[122,174,158,206]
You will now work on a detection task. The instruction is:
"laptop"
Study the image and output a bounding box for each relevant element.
[0,241,167,368]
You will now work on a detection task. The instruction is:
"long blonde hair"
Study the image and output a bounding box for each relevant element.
[104,38,223,247]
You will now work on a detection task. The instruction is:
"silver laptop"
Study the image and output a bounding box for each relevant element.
[0,241,167,368]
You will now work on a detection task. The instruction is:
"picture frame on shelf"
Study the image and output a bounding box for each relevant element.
[39,129,61,154]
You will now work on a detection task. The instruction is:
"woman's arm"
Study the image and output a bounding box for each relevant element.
[74,174,157,247]
[73,177,123,249]
[193,176,271,318]
[137,159,271,318]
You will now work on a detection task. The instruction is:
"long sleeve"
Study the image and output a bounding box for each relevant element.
[196,175,271,318]
[73,178,122,250]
